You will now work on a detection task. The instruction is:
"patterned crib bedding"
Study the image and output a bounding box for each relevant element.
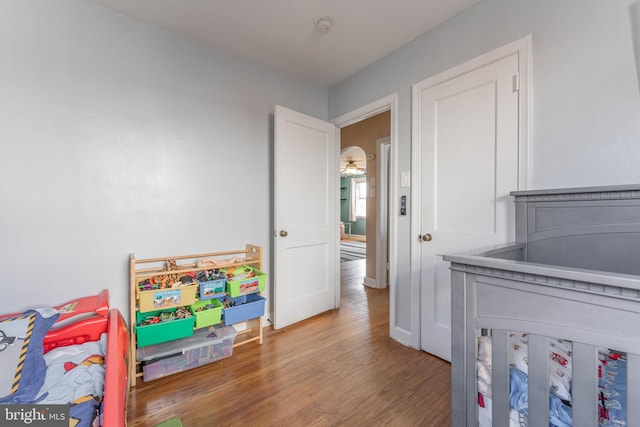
[477,333,627,427]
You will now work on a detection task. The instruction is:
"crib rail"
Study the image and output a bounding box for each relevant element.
[446,185,640,427]
[447,254,640,427]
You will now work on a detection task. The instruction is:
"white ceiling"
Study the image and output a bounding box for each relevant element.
[81,0,479,87]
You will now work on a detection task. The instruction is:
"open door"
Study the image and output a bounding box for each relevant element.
[273,105,339,329]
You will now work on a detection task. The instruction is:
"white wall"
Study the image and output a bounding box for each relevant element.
[328,0,640,340]
[0,0,328,318]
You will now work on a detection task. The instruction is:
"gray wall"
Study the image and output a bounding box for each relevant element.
[329,0,640,338]
[0,0,328,317]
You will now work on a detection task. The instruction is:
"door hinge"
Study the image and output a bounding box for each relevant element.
[512,73,520,92]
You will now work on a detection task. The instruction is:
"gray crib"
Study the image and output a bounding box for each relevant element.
[443,184,640,427]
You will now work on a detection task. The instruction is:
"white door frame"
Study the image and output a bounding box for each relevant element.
[332,93,400,340]
[411,35,532,349]
[376,137,390,290]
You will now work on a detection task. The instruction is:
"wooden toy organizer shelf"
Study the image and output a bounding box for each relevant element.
[129,244,264,386]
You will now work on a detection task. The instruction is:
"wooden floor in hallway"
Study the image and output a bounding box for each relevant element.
[127,259,452,426]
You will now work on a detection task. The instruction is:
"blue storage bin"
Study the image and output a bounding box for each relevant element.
[222,294,266,325]
[198,277,226,300]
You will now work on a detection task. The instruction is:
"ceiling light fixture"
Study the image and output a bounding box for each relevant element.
[316,17,332,34]
[342,160,364,176]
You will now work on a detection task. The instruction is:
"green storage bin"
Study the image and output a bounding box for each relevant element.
[225,266,266,297]
[191,299,223,328]
[135,307,195,347]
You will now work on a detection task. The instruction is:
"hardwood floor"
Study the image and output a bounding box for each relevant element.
[341,235,366,243]
[127,260,451,426]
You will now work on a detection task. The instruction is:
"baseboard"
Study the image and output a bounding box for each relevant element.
[364,276,384,289]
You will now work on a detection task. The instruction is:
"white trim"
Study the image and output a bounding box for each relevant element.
[519,35,533,191]
[332,96,392,128]
[410,87,422,350]
[376,137,390,292]
[332,93,400,343]
[411,35,532,350]
[334,126,342,308]
[363,276,378,288]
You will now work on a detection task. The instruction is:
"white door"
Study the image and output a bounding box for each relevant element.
[274,105,339,329]
[415,53,520,361]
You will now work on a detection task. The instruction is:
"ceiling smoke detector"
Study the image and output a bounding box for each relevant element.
[316,17,332,33]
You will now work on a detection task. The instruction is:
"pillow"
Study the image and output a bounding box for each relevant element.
[0,307,59,404]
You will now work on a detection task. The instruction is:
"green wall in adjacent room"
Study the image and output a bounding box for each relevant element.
[340,176,366,236]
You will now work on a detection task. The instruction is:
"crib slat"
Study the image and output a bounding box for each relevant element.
[491,329,510,427]
[572,342,598,427]
[629,353,640,425]
[450,268,469,427]
[528,334,549,427]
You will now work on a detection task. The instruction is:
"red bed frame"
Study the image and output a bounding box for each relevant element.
[1,290,129,426]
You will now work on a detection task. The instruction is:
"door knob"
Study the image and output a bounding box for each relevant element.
[280,230,288,237]
[420,233,432,242]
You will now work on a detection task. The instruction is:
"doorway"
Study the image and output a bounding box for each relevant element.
[332,93,398,339]
[273,95,397,331]
[339,111,389,288]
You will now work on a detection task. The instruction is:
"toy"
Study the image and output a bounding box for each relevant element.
[196,257,247,268]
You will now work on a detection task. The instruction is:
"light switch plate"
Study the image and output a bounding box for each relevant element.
[401,171,410,188]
